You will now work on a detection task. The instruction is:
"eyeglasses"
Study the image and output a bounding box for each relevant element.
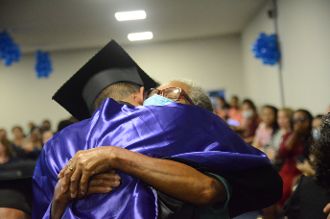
[147,87,194,105]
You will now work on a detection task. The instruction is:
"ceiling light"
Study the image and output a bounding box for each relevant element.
[127,31,153,41]
[115,10,146,21]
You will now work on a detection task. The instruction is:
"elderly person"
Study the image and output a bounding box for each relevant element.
[33,40,281,219]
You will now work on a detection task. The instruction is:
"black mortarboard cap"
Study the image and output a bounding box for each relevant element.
[52,40,158,121]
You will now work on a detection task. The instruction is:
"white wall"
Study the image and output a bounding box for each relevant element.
[0,35,243,133]
[242,0,330,114]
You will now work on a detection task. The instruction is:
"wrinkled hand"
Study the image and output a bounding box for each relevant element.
[58,147,118,198]
[52,171,121,219]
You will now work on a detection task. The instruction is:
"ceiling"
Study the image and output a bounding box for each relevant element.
[0,0,266,53]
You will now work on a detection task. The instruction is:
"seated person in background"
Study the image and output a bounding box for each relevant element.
[228,95,242,125]
[269,108,293,163]
[284,113,330,219]
[214,96,228,119]
[312,114,324,141]
[253,105,278,151]
[0,139,13,165]
[234,99,259,144]
[22,128,42,160]
[34,40,282,219]
[277,109,313,207]
[11,126,26,149]
[11,126,28,159]
[0,156,35,219]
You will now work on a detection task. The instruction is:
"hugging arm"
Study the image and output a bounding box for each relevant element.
[59,146,226,206]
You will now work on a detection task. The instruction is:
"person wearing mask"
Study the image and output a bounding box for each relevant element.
[214,96,228,119]
[228,95,242,126]
[33,40,281,219]
[312,114,324,142]
[277,109,313,206]
[236,99,259,144]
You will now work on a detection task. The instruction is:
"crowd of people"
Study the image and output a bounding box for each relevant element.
[1,93,329,218]
[214,95,330,218]
[0,118,76,164]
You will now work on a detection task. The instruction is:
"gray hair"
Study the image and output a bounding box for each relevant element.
[168,80,213,112]
[189,85,213,112]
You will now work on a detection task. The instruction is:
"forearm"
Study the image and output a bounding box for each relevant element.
[108,147,225,205]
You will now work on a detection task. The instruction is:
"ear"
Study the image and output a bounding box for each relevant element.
[133,86,145,105]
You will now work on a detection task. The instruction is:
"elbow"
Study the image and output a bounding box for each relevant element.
[195,178,225,206]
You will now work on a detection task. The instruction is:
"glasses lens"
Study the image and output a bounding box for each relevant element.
[163,87,181,100]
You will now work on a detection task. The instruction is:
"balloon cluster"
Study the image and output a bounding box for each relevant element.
[35,50,52,78]
[252,33,281,65]
[0,31,21,66]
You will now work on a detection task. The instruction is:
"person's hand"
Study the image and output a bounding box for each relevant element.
[324,203,330,219]
[51,178,73,219]
[296,160,315,176]
[58,146,118,198]
[52,171,121,219]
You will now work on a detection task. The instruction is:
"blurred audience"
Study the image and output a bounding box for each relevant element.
[0,97,328,219]
[284,113,330,219]
[277,109,313,206]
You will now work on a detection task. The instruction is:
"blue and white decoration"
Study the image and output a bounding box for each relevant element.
[35,50,52,78]
[252,32,281,65]
[0,31,21,66]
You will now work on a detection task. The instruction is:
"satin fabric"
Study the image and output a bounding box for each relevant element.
[32,99,269,219]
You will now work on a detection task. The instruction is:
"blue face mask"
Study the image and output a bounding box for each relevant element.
[143,94,174,106]
[312,128,321,141]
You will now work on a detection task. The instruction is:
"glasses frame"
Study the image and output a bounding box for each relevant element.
[147,87,194,105]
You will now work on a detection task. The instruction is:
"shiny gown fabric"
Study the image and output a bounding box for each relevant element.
[33,99,269,219]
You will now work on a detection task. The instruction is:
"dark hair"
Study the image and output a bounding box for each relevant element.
[312,113,330,191]
[295,109,313,133]
[0,139,13,160]
[242,99,257,113]
[11,126,24,133]
[94,82,141,111]
[263,105,279,133]
[295,109,314,156]
[315,114,324,120]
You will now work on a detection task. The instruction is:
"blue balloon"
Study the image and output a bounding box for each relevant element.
[0,31,21,66]
[35,50,52,78]
[252,32,281,65]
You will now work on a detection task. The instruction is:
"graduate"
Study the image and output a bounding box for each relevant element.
[33,40,282,219]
